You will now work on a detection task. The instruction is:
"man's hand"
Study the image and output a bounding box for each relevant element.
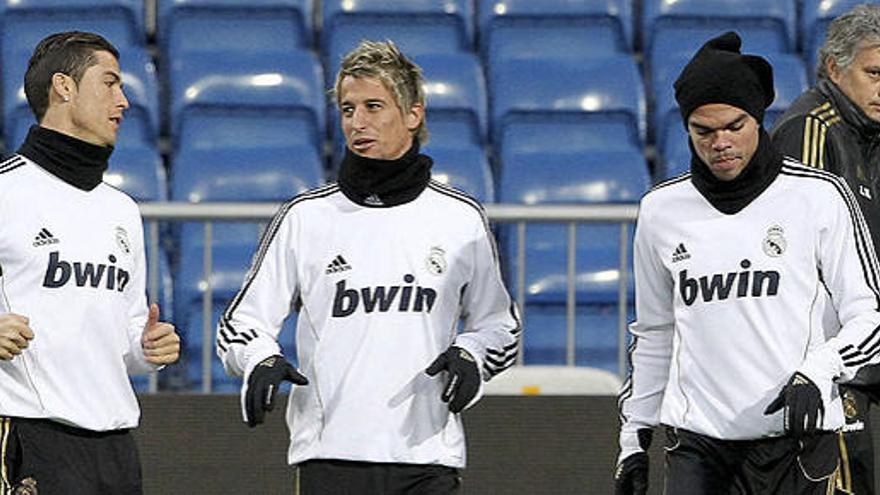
[141,303,180,365]
[0,313,34,360]
[426,346,480,413]
[245,355,308,427]
[614,452,648,495]
[764,371,824,437]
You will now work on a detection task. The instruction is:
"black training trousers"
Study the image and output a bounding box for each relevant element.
[0,417,142,495]
[663,427,840,494]
[297,459,461,495]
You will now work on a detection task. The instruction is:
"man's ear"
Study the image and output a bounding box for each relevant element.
[406,103,424,132]
[826,57,843,86]
[51,72,74,102]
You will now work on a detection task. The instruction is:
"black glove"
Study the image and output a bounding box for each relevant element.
[426,346,480,413]
[614,428,651,495]
[614,452,648,495]
[764,371,824,437]
[245,355,308,427]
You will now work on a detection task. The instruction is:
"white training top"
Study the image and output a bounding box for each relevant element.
[0,155,154,431]
[618,160,880,461]
[217,181,521,468]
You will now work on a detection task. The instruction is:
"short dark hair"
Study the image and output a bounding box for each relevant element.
[24,31,119,122]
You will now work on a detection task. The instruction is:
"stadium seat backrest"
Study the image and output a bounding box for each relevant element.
[642,0,797,60]
[498,149,645,303]
[170,147,323,203]
[498,149,649,205]
[477,0,633,62]
[106,147,167,201]
[417,52,488,147]
[426,146,494,203]
[322,0,474,76]
[170,51,326,150]
[801,0,863,79]
[491,56,645,150]
[764,53,808,129]
[0,0,145,56]
[158,0,313,61]
[522,303,632,371]
[650,53,689,156]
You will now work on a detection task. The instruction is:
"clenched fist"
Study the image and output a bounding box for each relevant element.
[0,313,34,360]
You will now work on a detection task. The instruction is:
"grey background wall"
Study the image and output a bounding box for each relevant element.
[134,395,878,494]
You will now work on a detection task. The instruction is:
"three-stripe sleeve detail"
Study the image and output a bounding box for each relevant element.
[800,103,840,170]
[617,336,638,425]
[483,303,522,377]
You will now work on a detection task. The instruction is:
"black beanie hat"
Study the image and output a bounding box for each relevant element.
[674,31,775,125]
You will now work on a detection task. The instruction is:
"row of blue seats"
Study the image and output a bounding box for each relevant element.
[0,0,856,69]
[2,46,809,183]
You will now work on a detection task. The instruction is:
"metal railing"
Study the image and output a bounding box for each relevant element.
[140,202,639,393]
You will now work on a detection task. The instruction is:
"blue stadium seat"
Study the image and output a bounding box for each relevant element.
[170,147,323,203]
[490,56,646,153]
[659,125,691,179]
[764,53,808,129]
[477,0,633,64]
[322,0,474,75]
[170,50,325,153]
[158,0,313,67]
[417,52,489,149]
[106,147,167,201]
[3,46,159,150]
[522,303,633,372]
[499,149,645,369]
[802,0,863,79]
[426,146,494,203]
[499,149,647,303]
[0,0,145,59]
[642,0,797,64]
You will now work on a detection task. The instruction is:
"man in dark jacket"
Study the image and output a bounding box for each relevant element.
[771,5,880,494]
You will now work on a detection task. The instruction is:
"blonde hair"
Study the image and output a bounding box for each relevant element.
[333,40,428,144]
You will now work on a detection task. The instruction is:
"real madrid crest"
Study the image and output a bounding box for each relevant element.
[762,225,786,258]
[843,389,858,419]
[115,226,132,255]
[426,247,447,276]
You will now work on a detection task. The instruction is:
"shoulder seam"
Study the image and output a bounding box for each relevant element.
[645,172,691,197]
